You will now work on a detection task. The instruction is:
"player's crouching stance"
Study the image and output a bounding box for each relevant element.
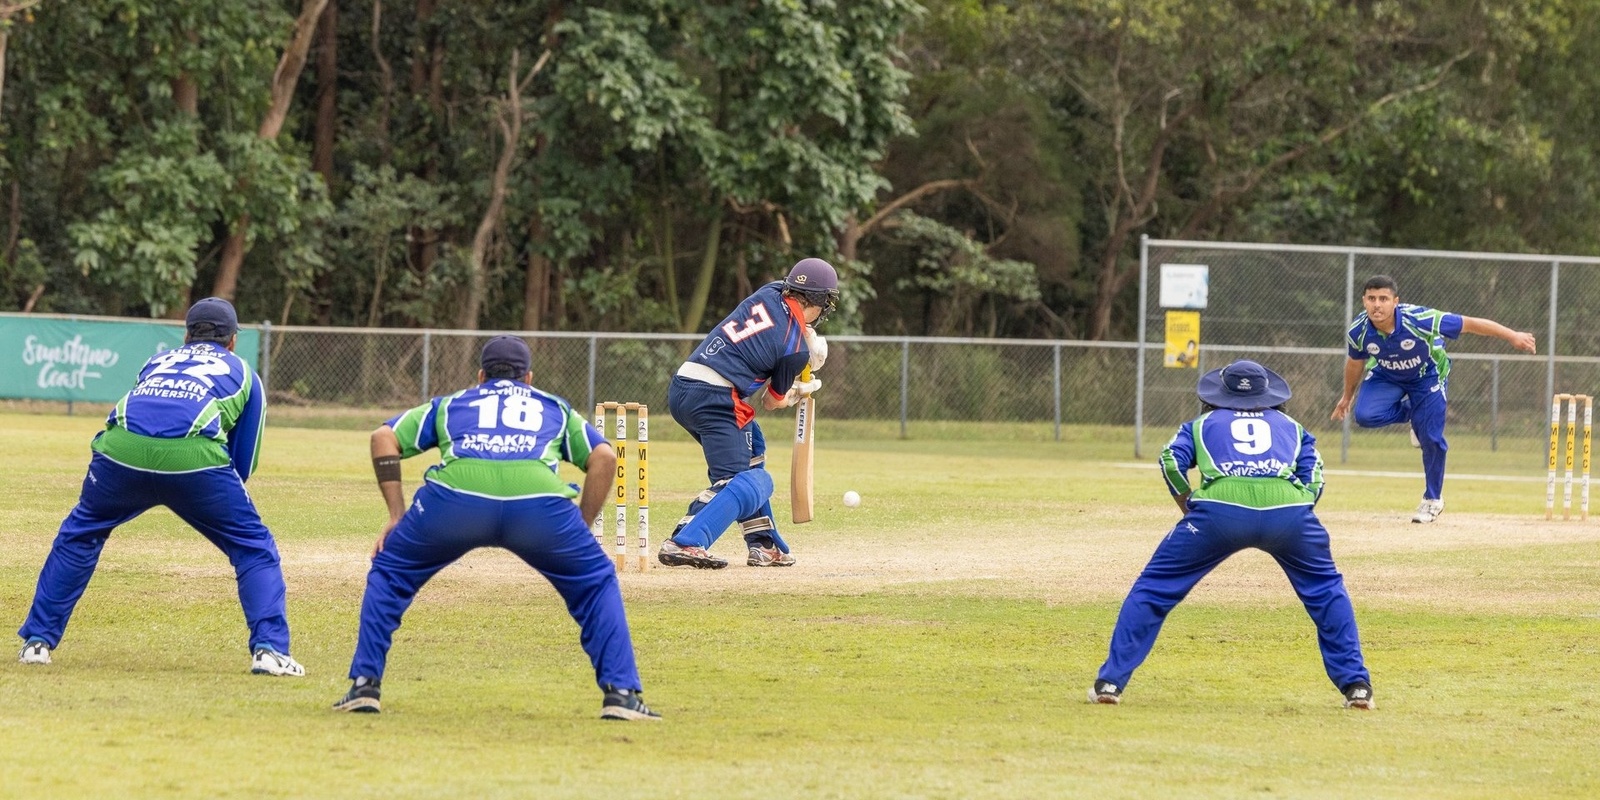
[333,336,658,720]
[16,298,304,677]
[1087,360,1375,710]
[659,258,835,569]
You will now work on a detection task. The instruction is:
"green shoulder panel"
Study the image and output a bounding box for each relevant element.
[389,399,439,458]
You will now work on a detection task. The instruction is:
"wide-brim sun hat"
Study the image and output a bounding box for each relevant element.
[1195,359,1292,410]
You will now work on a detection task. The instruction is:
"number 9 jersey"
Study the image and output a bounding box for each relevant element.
[385,379,605,500]
[91,342,266,481]
[1158,408,1324,510]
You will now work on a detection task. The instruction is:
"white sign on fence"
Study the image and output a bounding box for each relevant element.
[1159,264,1209,309]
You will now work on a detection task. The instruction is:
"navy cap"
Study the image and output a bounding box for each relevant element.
[1195,360,1292,410]
[185,297,239,338]
[480,335,531,375]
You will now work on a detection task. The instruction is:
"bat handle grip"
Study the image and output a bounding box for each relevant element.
[799,365,812,382]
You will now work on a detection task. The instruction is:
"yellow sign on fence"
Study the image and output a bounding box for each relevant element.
[1165,311,1200,368]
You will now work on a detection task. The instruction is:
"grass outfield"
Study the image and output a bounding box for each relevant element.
[1,410,1597,798]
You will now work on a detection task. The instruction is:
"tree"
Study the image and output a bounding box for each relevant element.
[211,0,329,301]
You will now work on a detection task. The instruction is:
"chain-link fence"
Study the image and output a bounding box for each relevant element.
[258,326,1139,439]
[22,239,1591,455]
[1138,238,1600,460]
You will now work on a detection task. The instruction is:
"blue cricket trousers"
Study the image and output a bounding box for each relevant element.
[1097,502,1369,691]
[666,375,785,551]
[348,482,642,691]
[18,453,291,652]
[1353,373,1449,500]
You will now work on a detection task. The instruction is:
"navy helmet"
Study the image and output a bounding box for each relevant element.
[783,258,841,324]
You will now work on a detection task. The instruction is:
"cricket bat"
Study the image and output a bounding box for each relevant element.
[790,367,816,524]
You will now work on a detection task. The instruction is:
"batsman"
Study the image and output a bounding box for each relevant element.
[658,258,836,569]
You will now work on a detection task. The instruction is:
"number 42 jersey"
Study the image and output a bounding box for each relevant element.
[386,380,606,500]
[1159,408,1324,510]
[91,341,265,480]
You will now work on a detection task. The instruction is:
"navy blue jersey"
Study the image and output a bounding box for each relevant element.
[1160,408,1323,510]
[91,342,265,480]
[687,281,811,400]
[1346,304,1463,385]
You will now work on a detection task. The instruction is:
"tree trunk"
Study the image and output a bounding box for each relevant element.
[370,0,394,164]
[172,75,198,116]
[312,0,338,182]
[407,0,444,280]
[0,29,8,124]
[212,0,331,301]
[0,2,39,124]
[835,178,974,263]
[836,213,860,262]
[732,226,751,299]
[522,215,550,331]
[658,194,680,328]
[461,49,549,330]
[679,203,725,334]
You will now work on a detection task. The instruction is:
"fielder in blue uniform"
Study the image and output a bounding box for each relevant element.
[1330,275,1536,523]
[658,258,837,569]
[17,298,303,677]
[1089,360,1375,710]
[334,336,657,720]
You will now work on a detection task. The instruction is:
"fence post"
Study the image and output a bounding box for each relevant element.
[1491,357,1500,452]
[1342,251,1355,464]
[588,336,598,411]
[1548,260,1560,404]
[259,321,272,395]
[420,330,431,401]
[900,338,910,439]
[1053,342,1062,442]
[1134,234,1149,458]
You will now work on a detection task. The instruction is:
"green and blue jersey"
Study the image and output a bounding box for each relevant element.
[386,380,604,500]
[91,342,264,479]
[1346,303,1463,386]
[1160,409,1323,510]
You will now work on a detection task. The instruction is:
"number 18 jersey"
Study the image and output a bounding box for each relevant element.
[1159,408,1324,510]
[386,379,605,500]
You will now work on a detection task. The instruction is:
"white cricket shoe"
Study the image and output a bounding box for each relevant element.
[251,647,306,677]
[18,639,51,665]
[1411,498,1444,524]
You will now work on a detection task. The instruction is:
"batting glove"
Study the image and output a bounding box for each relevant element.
[795,377,822,397]
[804,327,828,371]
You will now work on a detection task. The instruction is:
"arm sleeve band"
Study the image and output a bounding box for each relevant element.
[373,456,402,483]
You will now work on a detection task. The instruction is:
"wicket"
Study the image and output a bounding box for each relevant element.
[593,402,650,571]
[1546,393,1592,521]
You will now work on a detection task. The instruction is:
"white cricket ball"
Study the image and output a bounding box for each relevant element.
[842,490,861,508]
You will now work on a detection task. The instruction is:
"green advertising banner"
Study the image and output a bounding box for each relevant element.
[0,314,261,403]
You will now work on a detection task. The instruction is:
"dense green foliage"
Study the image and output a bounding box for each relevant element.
[3,1,1597,337]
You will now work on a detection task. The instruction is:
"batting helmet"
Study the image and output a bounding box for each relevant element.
[783,258,841,324]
